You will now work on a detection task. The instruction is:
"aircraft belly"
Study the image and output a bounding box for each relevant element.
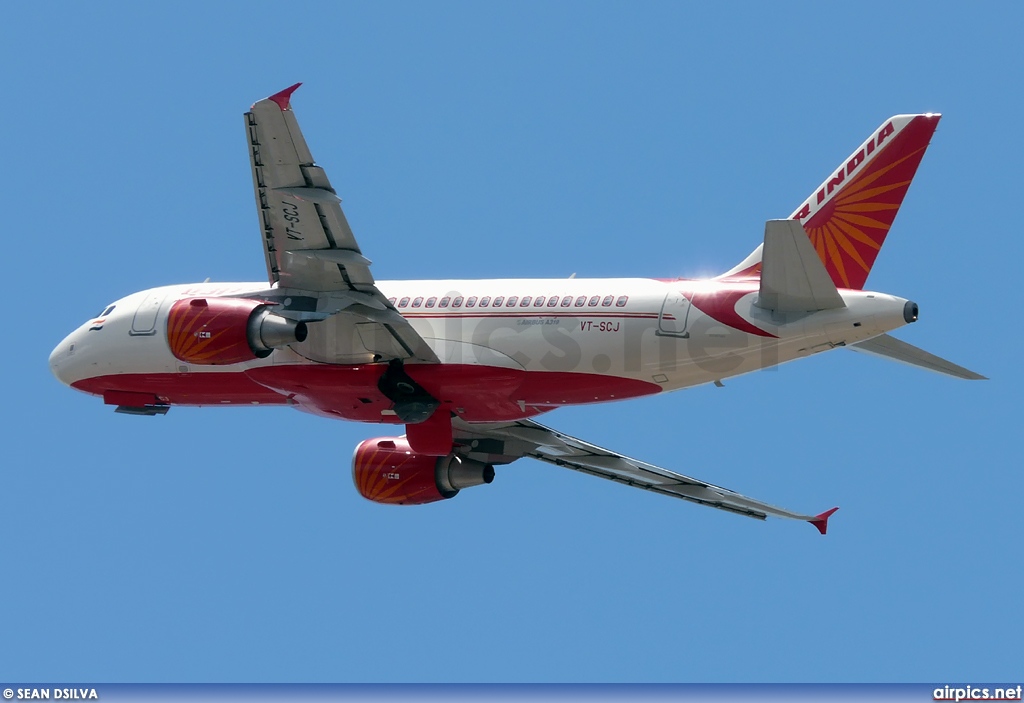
[71,371,288,407]
[248,363,660,422]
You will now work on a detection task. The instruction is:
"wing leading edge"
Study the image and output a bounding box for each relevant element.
[453,419,838,534]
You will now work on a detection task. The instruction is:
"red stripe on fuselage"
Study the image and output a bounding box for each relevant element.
[398,311,659,320]
[682,284,775,338]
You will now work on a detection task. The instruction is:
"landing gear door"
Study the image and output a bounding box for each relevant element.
[658,290,691,337]
[130,290,168,336]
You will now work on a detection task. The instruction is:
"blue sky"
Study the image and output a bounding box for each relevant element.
[2,0,1021,683]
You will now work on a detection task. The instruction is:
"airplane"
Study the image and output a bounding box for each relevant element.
[49,84,984,534]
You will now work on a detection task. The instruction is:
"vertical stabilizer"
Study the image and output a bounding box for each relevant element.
[721,114,941,289]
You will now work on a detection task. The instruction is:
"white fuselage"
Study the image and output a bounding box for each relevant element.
[50,277,912,422]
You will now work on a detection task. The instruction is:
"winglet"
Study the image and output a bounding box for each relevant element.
[809,507,839,535]
[267,82,302,111]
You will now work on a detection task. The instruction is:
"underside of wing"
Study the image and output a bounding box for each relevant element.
[453,419,837,533]
[246,84,370,292]
[245,84,436,363]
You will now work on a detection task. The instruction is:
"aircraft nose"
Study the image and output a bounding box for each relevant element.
[49,332,77,386]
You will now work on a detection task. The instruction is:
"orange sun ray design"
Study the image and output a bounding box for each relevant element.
[823,230,849,286]
[835,146,925,198]
[839,180,913,206]
[831,217,884,251]
[826,221,872,274]
[811,230,828,264]
[833,211,893,231]
[836,202,900,213]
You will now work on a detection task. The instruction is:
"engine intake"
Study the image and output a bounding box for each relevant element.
[167,297,307,365]
[352,437,494,505]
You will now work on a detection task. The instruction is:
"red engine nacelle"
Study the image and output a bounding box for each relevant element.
[352,437,495,505]
[167,297,307,365]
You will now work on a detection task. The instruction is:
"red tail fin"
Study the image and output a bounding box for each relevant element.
[791,114,940,289]
[719,114,940,287]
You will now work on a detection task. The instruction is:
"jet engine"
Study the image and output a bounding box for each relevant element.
[352,437,495,505]
[167,297,307,365]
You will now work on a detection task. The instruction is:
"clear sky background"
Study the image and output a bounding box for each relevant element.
[1,0,1021,683]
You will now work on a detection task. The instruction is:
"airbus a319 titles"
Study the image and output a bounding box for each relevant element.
[49,84,984,533]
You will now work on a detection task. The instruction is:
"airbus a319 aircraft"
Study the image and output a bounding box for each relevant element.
[49,84,984,533]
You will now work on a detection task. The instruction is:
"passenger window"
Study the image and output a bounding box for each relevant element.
[466,296,477,308]
[493,296,504,307]
[480,296,491,307]
[506,296,518,307]
[588,296,600,307]
[399,297,410,308]
[534,296,546,307]
[602,295,613,307]
[387,297,397,306]
[616,296,628,307]
[425,297,437,308]
[547,297,559,307]
[412,297,423,308]
[452,297,464,307]
[560,296,572,307]
[574,296,586,307]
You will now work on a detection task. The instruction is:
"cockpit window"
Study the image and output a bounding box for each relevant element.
[89,304,115,331]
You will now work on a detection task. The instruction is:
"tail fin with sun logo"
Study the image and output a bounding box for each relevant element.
[720,114,941,289]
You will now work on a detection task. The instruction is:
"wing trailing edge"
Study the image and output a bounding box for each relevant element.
[454,419,836,533]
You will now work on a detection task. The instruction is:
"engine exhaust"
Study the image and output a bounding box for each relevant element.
[248,308,308,354]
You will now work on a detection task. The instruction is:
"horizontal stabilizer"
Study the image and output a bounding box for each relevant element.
[758,220,846,313]
[850,334,987,380]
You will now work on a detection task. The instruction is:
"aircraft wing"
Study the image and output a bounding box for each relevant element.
[453,419,838,533]
[245,84,437,362]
